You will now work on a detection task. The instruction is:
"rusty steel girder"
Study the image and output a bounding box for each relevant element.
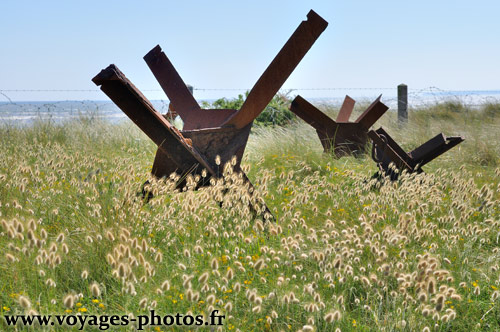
[92,10,328,221]
[369,127,464,179]
[290,94,388,157]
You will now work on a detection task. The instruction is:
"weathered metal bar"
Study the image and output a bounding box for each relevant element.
[354,95,389,129]
[144,45,202,122]
[408,134,464,168]
[222,10,328,129]
[290,94,388,156]
[368,128,414,172]
[336,95,355,122]
[92,64,216,177]
[144,45,239,130]
[369,127,464,179]
[290,95,337,133]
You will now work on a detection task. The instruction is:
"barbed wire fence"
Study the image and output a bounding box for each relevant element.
[0,86,499,125]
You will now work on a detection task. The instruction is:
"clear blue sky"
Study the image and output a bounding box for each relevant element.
[1,0,499,101]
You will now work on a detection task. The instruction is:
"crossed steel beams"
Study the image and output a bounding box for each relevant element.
[93,10,328,220]
[290,93,463,178]
[369,127,464,179]
[290,95,389,156]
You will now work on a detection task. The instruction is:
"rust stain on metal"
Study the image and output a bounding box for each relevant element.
[290,94,389,157]
[369,127,464,179]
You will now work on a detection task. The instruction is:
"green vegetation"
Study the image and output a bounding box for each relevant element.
[201,91,295,126]
[0,102,499,331]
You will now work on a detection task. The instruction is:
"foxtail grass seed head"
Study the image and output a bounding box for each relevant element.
[139,298,147,309]
[161,280,170,291]
[435,294,445,312]
[211,258,219,270]
[254,258,265,271]
[56,233,65,243]
[198,272,209,284]
[5,253,16,262]
[90,282,101,297]
[302,325,314,332]
[63,295,74,309]
[18,296,31,309]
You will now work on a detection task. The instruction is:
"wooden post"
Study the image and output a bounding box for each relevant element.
[398,84,408,123]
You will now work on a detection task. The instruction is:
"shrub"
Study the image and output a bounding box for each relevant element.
[201,91,295,126]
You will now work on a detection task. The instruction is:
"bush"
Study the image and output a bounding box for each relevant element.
[201,91,295,126]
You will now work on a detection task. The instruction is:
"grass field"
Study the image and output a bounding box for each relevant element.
[0,101,499,331]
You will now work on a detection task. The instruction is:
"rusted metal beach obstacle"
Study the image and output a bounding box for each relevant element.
[369,127,464,179]
[290,95,389,156]
[92,10,328,220]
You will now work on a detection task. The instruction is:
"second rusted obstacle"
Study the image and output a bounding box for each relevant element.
[369,127,464,180]
[92,10,328,221]
[290,94,389,157]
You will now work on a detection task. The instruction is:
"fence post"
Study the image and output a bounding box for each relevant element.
[398,83,408,123]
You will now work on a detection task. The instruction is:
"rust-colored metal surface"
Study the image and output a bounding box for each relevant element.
[92,10,328,221]
[290,94,389,157]
[336,95,355,122]
[93,64,272,219]
[221,10,328,129]
[92,65,216,179]
[144,45,240,130]
[369,127,464,179]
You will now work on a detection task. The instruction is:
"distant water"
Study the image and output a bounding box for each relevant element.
[0,100,171,126]
[1,90,499,126]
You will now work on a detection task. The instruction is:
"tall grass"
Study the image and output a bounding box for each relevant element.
[0,102,499,331]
